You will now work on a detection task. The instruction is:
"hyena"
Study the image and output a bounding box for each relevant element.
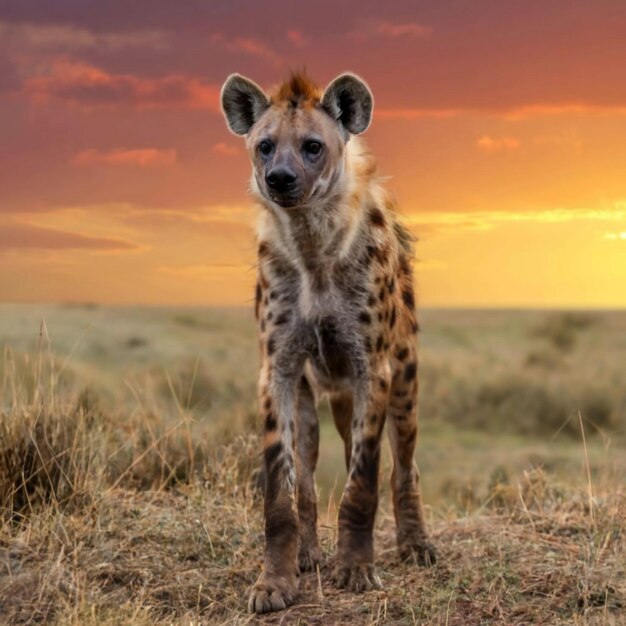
[221,71,437,614]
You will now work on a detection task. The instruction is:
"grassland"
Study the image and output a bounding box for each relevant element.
[0,304,624,624]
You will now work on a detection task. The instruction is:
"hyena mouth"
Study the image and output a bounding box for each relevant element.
[269,190,305,208]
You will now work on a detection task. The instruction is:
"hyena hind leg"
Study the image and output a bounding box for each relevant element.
[330,391,353,471]
[386,362,437,566]
[296,377,322,572]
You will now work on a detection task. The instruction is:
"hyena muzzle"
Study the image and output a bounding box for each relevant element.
[220,71,437,614]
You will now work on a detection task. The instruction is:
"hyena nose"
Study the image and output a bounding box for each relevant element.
[266,167,297,192]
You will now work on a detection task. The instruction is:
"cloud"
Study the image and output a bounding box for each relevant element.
[375,20,432,38]
[377,107,462,120]
[0,20,167,50]
[531,134,584,153]
[0,220,135,251]
[351,19,432,41]
[476,136,521,153]
[72,148,177,167]
[210,33,282,66]
[286,29,309,47]
[407,206,626,237]
[211,142,240,157]
[505,103,626,120]
[158,263,249,280]
[604,231,626,241]
[22,59,220,111]
[377,103,626,121]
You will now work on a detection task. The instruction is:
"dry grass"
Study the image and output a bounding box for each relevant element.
[0,306,625,624]
[0,410,624,625]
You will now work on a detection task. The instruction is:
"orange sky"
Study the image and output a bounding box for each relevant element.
[1,1,626,308]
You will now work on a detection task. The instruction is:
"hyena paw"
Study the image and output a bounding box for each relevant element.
[330,562,383,592]
[247,574,297,614]
[399,539,438,566]
[298,542,323,572]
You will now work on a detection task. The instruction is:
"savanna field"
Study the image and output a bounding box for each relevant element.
[0,304,624,625]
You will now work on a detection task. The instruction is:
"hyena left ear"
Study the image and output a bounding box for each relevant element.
[321,73,373,136]
[221,74,269,135]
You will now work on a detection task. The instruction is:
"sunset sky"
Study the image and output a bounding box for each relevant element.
[1,1,626,308]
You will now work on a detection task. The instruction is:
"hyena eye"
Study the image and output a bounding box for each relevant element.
[304,140,323,156]
[259,140,273,156]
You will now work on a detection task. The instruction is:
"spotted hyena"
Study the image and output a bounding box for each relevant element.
[220,71,437,614]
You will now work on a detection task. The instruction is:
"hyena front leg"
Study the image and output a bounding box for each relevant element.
[248,356,303,614]
[387,348,437,565]
[295,376,322,572]
[330,364,390,592]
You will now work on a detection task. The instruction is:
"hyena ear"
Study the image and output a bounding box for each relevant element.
[321,73,373,135]
[221,74,269,135]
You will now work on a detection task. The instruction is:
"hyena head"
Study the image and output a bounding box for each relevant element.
[220,72,373,209]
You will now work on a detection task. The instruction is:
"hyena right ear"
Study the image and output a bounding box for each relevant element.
[221,74,269,135]
[321,73,373,136]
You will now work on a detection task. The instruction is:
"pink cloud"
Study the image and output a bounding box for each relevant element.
[376,21,432,38]
[377,107,462,119]
[0,220,134,251]
[211,142,240,157]
[72,148,177,167]
[210,33,282,66]
[22,59,220,111]
[476,136,521,152]
[351,19,432,41]
[287,29,309,47]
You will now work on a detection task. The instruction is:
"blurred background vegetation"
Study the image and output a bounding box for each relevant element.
[2,304,624,514]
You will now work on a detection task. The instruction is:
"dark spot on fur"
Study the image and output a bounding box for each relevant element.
[389,306,397,328]
[267,311,273,321]
[367,294,376,307]
[369,207,386,227]
[269,290,278,301]
[378,287,385,301]
[405,427,417,449]
[402,287,415,309]
[265,413,277,431]
[264,440,283,467]
[388,278,395,294]
[267,334,276,356]
[264,397,272,410]
[395,347,409,361]
[359,311,372,324]
[404,361,417,382]
[379,377,388,390]
[376,335,383,352]
[274,312,290,325]
[258,241,269,257]
[255,283,262,319]
[404,400,413,411]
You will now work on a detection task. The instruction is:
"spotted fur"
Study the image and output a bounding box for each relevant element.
[221,71,436,615]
